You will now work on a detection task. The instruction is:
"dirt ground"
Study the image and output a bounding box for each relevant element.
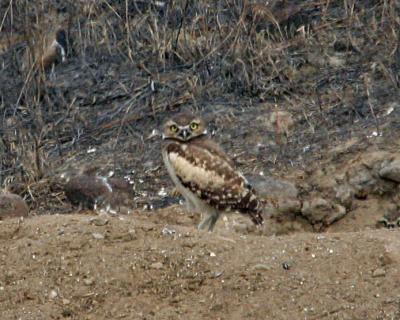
[0,208,399,320]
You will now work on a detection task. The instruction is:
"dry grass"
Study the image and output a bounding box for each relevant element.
[0,0,399,210]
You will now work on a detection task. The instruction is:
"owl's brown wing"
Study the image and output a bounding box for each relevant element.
[165,140,263,225]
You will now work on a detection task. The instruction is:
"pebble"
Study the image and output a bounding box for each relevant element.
[83,278,95,286]
[372,268,386,278]
[49,289,58,299]
[253,264,270,271]
[162,227,176,236]
[301,198,346,225]
[249,175,298,199]
[282,262,291,270]
[212,271,224,278]
[379,160,400,183]
[92,233,105,240]
[150,262,164,270]
[90,218,109,226]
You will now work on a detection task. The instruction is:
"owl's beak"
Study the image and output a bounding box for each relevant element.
[179,128,189,140]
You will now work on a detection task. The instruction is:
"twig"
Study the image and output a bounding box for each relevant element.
[363,74,380,135]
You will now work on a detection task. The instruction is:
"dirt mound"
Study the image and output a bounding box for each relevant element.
[1,211,400,319]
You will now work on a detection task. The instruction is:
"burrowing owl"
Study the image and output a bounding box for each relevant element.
[41,29,67,70]
[23,28,67,72]
[162,113,264,231]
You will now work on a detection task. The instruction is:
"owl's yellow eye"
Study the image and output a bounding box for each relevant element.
[169,124,178,133]
[190,122,199,130]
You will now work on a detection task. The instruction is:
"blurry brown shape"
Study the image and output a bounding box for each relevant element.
[246,1,301,26]
[62,171,134,213]
[63,173,112,209]
[0,192,29,219]
[23,27,68,73]
[270,110,294,143]
[40,29,68,71]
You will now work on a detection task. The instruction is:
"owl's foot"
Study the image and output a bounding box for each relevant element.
[197,211,220,232]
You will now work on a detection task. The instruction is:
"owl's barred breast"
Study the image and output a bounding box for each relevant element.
[164,138,263,225]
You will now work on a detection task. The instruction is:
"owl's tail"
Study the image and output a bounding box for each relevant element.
[239,184,264,225]
[242,189,264,225]
[249,209,264,225]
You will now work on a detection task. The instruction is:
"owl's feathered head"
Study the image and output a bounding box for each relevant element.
[55,29,67,50]
[162,113,207,141]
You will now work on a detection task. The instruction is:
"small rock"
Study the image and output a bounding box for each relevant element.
[301,198,347,225]
[61,309,73,317]
[0,192,29,219]
[379,253,394,267]
[379,160,400,183]
[142,224,155,231]
[110,230,137,242]
[309,168,337,190]
[62,298,70,305]
[89,217,109,226]
[92,232,104,240]
[348,167,376,198]
[49,289,58,299]
[83,277,95,286]
[253,264,270,271]
[162,227,176,236]
[150,262,164,270]
[282,262,291,270]
[334,184,354,208]
[361,151,391,169]
[372,268,386,278]
[250,176,298,199]
[212,271,224,278]
[347,154,398,197]
[277,198,302,214]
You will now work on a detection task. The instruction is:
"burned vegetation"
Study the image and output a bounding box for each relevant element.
[0,0,399,222]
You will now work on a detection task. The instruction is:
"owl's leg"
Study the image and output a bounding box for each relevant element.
[207,211,220,232]
[185,198,197,212]
[197,209,220,231]
[174,187,196,213]
[197,213,213,230]
[184,196,198,213]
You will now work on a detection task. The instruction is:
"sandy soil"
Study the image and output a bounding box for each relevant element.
[1,207,400,320]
